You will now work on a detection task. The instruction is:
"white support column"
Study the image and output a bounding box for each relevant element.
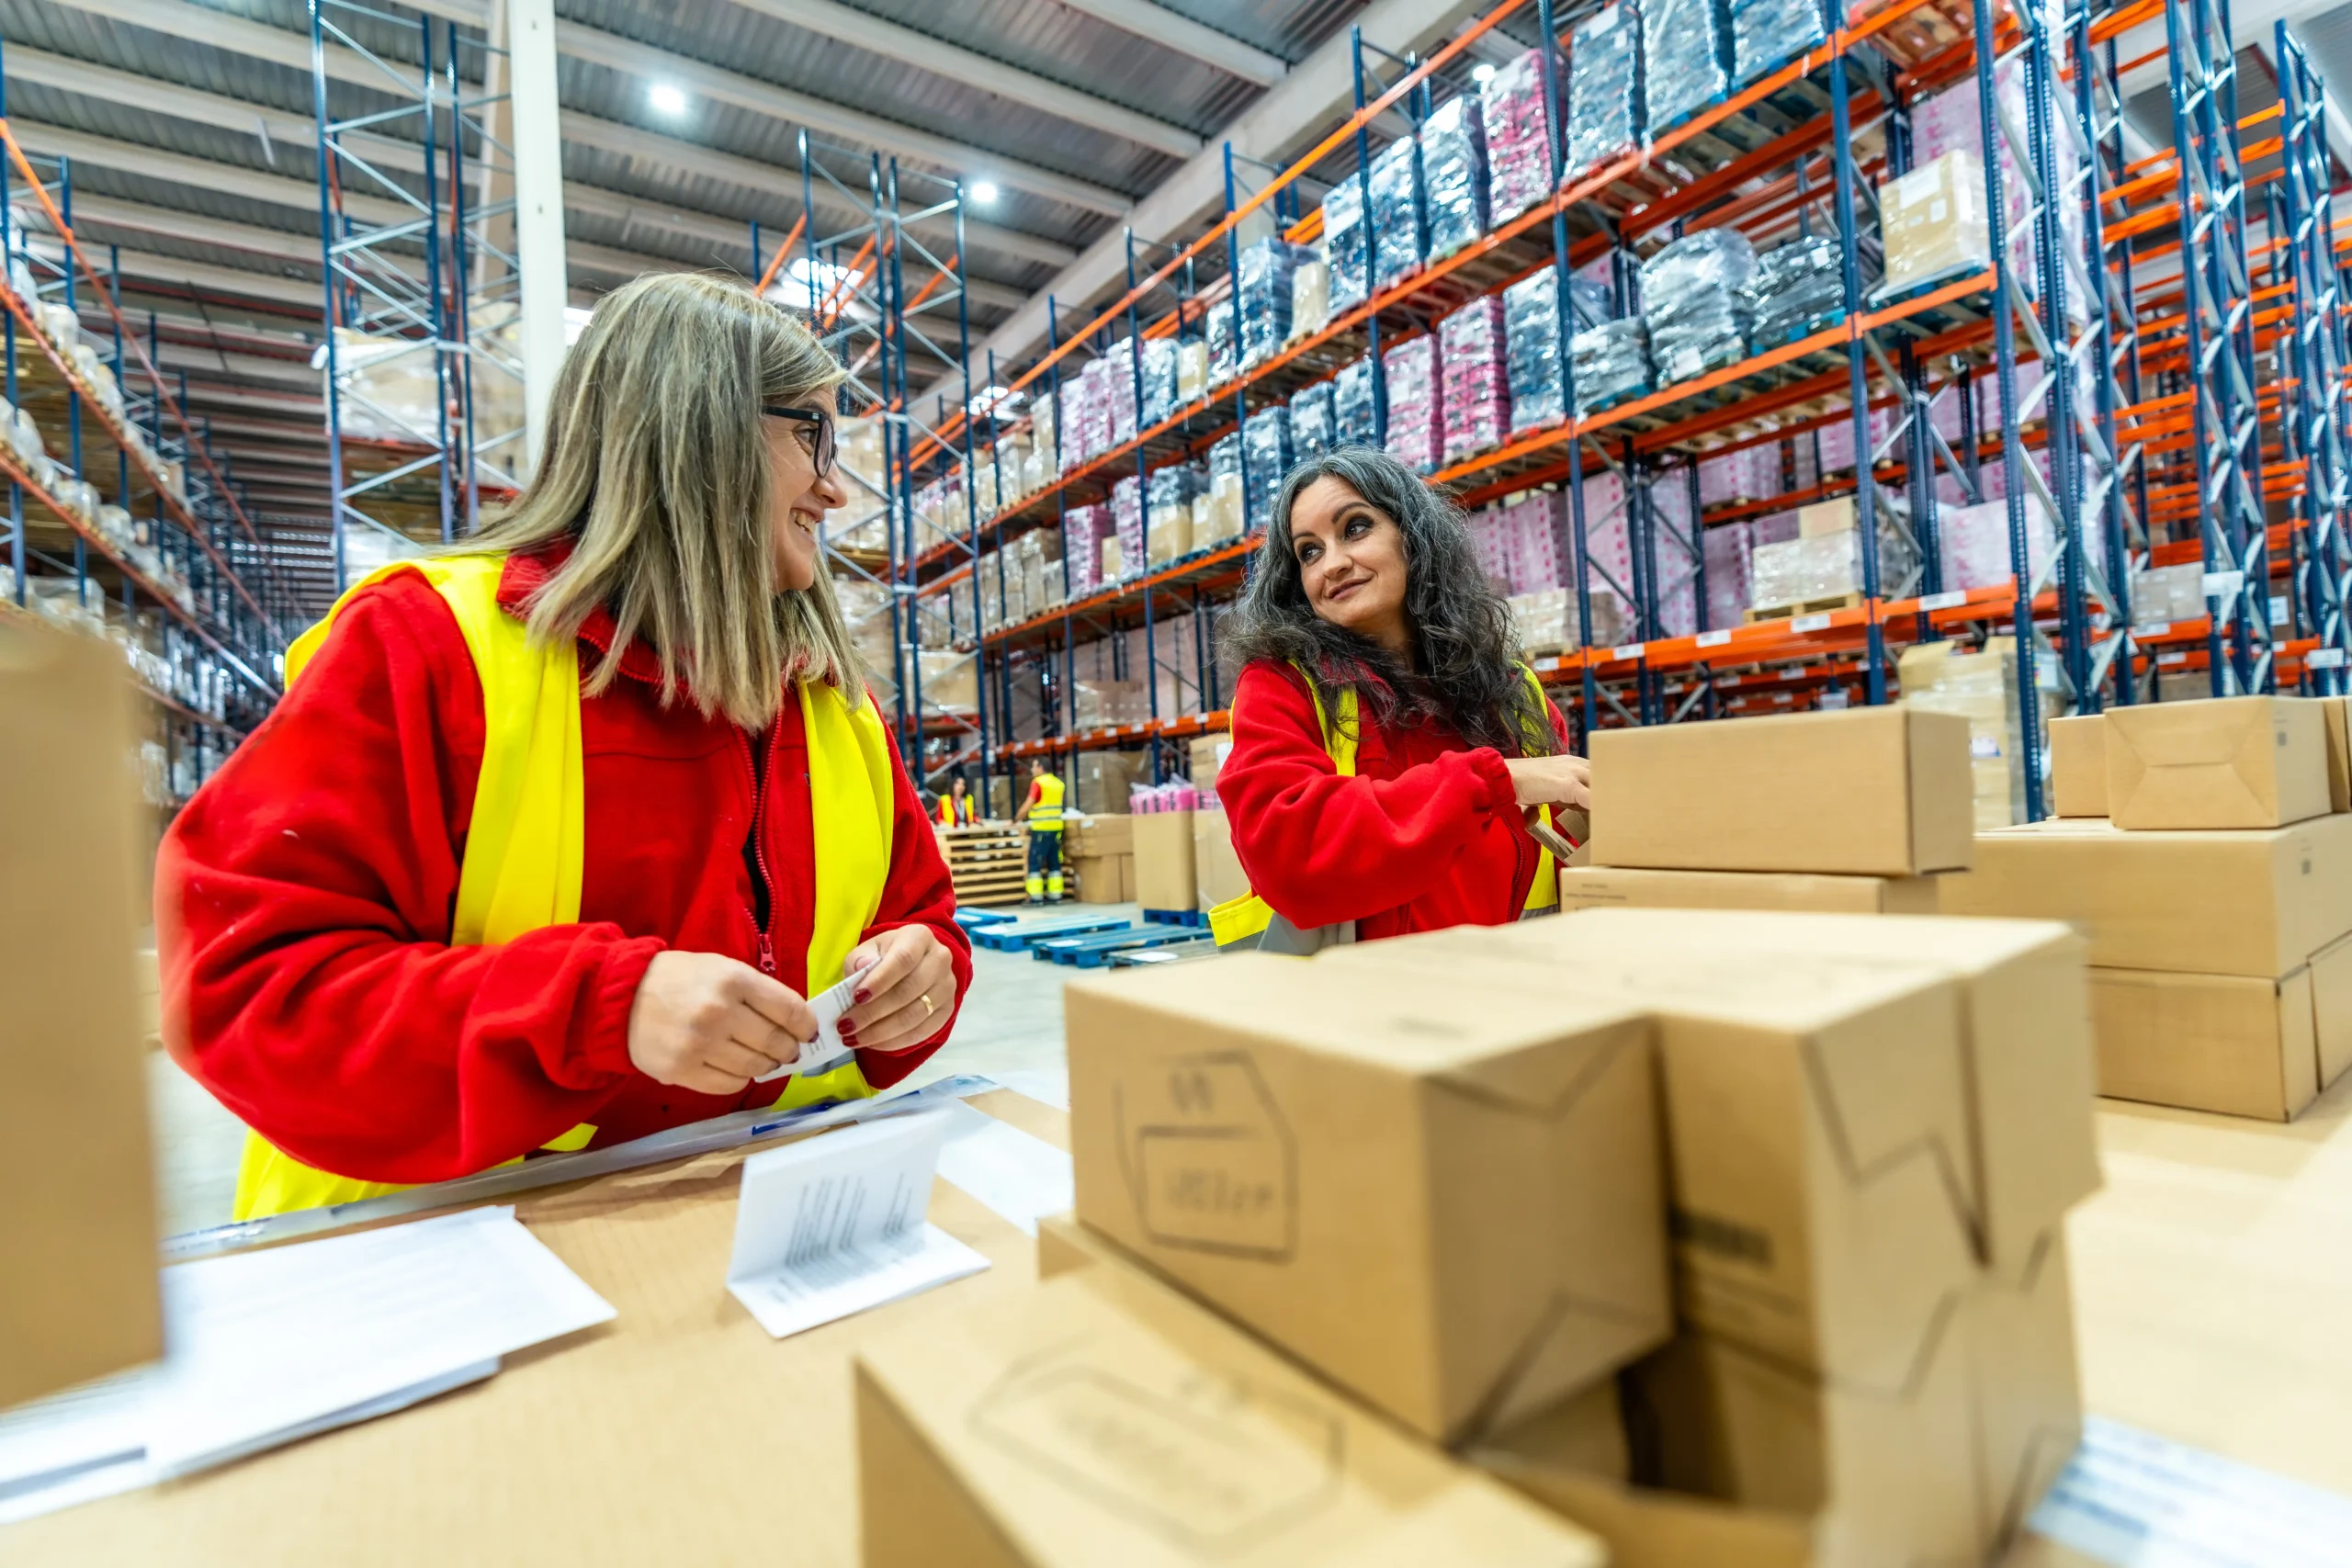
[508,0,568,479]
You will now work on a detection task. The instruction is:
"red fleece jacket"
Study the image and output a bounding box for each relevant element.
[1216,660,1572,941]
[154,545,970,1186]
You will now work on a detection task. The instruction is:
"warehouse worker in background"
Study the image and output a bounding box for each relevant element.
[1013,759,1065,903]
[936,773,975,828]
[156,274,971,1220]
[1213,446,1590,952]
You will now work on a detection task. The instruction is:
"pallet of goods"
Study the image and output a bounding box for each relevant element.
[937,822,1028,908]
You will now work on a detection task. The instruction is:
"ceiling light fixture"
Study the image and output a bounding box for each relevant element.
[968,180,1001,206]
[649,83,689,117]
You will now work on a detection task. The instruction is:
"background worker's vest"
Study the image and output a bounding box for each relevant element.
[232,554,896,1220]
[1207,669,1561,954]
[1028,773,1065,831]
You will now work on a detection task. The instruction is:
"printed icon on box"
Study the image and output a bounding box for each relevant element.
[1116,1052,1297,1260]
[969,1346,1342,1546]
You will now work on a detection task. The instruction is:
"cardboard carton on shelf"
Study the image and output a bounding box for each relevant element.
[1130,809,1197,912]
[1059,811,1133,860]
[2321,694,2352,813]
[1899,636,2048,831]
[1935,815,2352,977]
[1189,731,1233,792]
[1557,865,1942,915]
[2085,953,2352,1122]
[2101,695,2331,829]
[0,622,163,1407]
[1796,496,1854,538]
[1192,807,1250,911]
[854,1253,1609,1568]
[1589,705,1974,877]
[1318,917,1978,1390]
[1065,952,1671,1445]
[2048,712,2108,818]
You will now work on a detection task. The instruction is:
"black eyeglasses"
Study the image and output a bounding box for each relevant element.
[763,406,836,477]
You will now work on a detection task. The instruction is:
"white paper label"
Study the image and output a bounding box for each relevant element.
[1696,629,1734,648]
[1534,655,1561,671]
[1970,735,2002,759]
[2309,647,2346,669]
[1917,590,1967,611]
[1611,642,1645,660]
[1773,693,1793,704]
[2203,569,2245,599]
[1792,613,1833,633]
[2270,593,2290,625]
[2132,621,2171,640]
[2156,650,2188,666]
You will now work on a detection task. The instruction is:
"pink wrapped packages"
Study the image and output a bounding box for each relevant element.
[1481,47,1557,224]
[1468,504,1515,593]
[1698,445,1782,507]
[1111,475,1143,581]
[1440,297,1511,465]
[1704,520,1755,630]
[1382,333,1443,473]
[1939,493,2056,592]
[1815,403,1895,473]
[1063,502,1112,596]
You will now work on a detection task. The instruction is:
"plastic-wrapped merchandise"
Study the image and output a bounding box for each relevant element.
[1815,401,1894,473]
[1939,494,2055,592]
[1288,255,1332,347]
[1647,478,1701,637]
[1381,334,1442,473]
[1566,5,1644,179]
[1643,0,1730,136]
[1570,318,1653,414]
[1333,355,1378,447]
[1913,62,2083,323]
[1876,152,1990,301]
[1030,391,1058,474]
[1747,232,1845,346]
[1134,336,1181,432]
[1064,502,1113,598]
[1287,381,1336,463]
[1749,530,1859,609]
[1112,474,1144,581]
[1205,297,1238,390]
[1640,227,1755,384]
[1102,337,1143,447]
[1242,405,1294,531]
[1703,519,1755,628]
[1421,92,1489,262]
[1202,435,1247,547]
[1176,339,1209,405]
[1238,239,1314,369]
[1368,134,1427,296]
[1481,47,1556,222]
[1731,0,1826,90]
[1323,177,1371,314]
[1502,275,1564,435]
[1439,296,1510,464]
[1697,445,1781,506]
[1505,490,1573,592]
[1147,464,1205,564]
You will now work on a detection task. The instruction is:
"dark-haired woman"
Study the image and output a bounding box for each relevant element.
[1212,446,1590,949]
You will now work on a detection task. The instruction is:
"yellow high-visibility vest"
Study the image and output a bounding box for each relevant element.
[1028,771,1065,831]
[232,553,893,1219]
[1207,667,1560,953]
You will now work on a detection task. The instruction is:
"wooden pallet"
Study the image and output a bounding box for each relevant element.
[1744,592,1866,624]
[940,825,1032,907]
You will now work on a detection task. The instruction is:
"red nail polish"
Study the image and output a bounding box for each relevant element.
[839,1020,859,1040]
[854,987,873,1006]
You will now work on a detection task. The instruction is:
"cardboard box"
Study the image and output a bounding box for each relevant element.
[2102,695,2330,829]
[2086,964,2333,1121]
[1796,497,1854,538]
[1190,732,1233,793]
[0,624,163,1408]
[1131,809,1197,912]
[1935,815,2352,977]
[1071,749,1146,816]
[1061,811,1133,859]
[1878,150,1991,299]
[1192,808,1250,911]
[2048,713,2108,818]
[1558,865,1941,915]
[1066,953,1671,1444]
[1069,853,1132,905]
[854,1258,1609,1568]
[1966,1229,2082,1552]
[2312,930,2352,1092]
[1317,913,1990,1390]
[1589,707,1973,876]
[2322,695,2352,813]
[1120,854,1138,902]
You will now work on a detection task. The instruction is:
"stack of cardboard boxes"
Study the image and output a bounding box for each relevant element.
[1560,705,1977,913]
[1061,813,1136,905]
[1941,695,2352,1121]
[854,904,2098,1565]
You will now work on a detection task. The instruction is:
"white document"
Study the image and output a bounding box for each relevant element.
[2030,1416,2352,1568]
[726,1111,989,1337]
[0,1207,613,1519]
[754,969,861,1083]
[934,1101,1074,1237]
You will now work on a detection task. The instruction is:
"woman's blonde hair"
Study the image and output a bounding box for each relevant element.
[467,271,860,729]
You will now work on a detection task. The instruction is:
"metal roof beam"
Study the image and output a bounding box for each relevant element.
[1049,1,1286,87]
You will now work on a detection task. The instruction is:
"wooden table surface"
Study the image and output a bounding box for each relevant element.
[7,1076,2347,1566]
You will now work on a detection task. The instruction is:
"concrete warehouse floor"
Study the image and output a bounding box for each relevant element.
[143,906,1114,1237]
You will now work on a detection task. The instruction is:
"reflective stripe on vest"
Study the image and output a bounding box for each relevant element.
[1205,667,1559,952]
[232,554,891,1220]
[1029,772,1065,831]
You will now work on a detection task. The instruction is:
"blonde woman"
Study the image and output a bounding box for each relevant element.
[156,274,970,1220]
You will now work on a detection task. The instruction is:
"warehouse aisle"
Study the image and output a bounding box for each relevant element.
[143,916,1102,1236]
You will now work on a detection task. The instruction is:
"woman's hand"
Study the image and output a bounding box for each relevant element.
[840,925,956,1056]
[1503,753,1592,813]
[627,951,817,1095]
